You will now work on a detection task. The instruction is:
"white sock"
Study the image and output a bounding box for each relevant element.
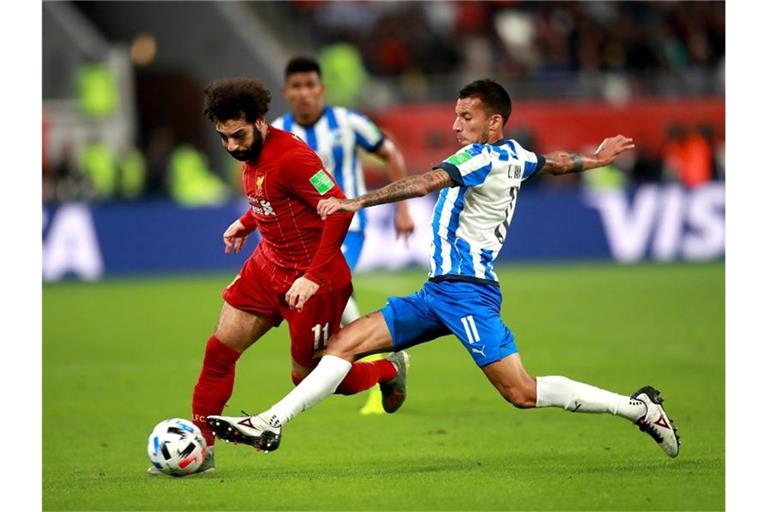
[260,355,352,427]
[341,296,361,325]
[536,376,646,421]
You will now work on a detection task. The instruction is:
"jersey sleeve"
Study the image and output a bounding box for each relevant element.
[433,144,493,187]
[347,109,385,153]
[510,139,545,180]
[238,208,258,232]
[280,148,346,206]
[278,147,352,286]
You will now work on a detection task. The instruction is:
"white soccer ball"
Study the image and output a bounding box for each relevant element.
[147,418,207,477]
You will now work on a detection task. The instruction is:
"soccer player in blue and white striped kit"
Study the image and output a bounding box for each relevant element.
[208,79,681,459]
[272,57,415,415]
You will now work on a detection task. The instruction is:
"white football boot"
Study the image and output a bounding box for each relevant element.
[631,386,680,458]
[206,413,282,452]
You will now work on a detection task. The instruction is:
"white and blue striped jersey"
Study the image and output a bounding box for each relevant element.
[430,139,544,285]
[272,106,384,233]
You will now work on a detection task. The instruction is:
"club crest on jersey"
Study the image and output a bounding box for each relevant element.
[254,176,265,195]
[248,195,275,216]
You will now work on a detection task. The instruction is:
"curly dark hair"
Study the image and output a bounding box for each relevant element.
[202,78,272,124]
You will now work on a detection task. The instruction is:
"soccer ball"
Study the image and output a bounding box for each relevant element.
[147,418,207,477]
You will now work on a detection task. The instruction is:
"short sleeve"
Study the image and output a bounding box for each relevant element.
[510,139,545,180]
[346,110,384,153]
[279,148,346,206]
[433,144,493,187]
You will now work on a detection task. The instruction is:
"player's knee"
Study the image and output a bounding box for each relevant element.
[333,380,357,396]
[326,331,359,361]
[499,384,536,409]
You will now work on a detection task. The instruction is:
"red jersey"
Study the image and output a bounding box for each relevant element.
[237,127,353,293]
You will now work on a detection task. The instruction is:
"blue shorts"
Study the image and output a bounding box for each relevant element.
[341,231,365,272]
[381,280,518,367]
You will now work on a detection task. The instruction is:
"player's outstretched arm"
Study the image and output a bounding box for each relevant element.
[539,135,635,176]
[318,169,453,219]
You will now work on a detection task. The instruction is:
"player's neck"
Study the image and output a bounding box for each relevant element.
[485,131,504,145]
[294,106,325,127]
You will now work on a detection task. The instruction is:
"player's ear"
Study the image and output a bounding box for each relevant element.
[489,113,502,131]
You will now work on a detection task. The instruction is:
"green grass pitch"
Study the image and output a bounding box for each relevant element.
[43,262,724,510]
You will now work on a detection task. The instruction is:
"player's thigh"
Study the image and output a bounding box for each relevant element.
[283,284,352,368]
[214,301,275,353]
[326,311,397,360]
[429,281,518,368]
[377,287,451,354]
[218,261,284,352]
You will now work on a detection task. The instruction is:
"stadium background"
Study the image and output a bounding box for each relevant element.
[41,1,725,511]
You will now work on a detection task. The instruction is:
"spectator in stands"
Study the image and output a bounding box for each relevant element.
[663,123,714,188]
[285,0,724,100]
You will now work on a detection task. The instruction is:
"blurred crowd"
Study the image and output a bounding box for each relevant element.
[42,0,725,205]
[289,1,724,84]
[42,124,232,205]
[43,119,724,205]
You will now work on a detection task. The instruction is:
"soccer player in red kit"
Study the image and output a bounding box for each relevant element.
[148,78,408,475]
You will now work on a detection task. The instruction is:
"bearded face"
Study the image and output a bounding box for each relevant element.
[215,118,265,163]
[228,126,263,162]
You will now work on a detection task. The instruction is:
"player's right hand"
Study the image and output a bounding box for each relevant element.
[317,197,361,219]
[223,219,249,254]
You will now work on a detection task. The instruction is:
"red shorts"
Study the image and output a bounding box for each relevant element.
[222,256,353,368]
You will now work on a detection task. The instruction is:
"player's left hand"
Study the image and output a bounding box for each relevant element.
[595,135,635,165]
[285,276,320,311]
[394,203,415,242]
[318,197,362,219]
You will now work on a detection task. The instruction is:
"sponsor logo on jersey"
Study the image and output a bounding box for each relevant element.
[309,169,335,195]
[248,195,275,216]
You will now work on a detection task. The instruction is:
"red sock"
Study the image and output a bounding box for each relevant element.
[334,359,397,395]
[191,335,241,445]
